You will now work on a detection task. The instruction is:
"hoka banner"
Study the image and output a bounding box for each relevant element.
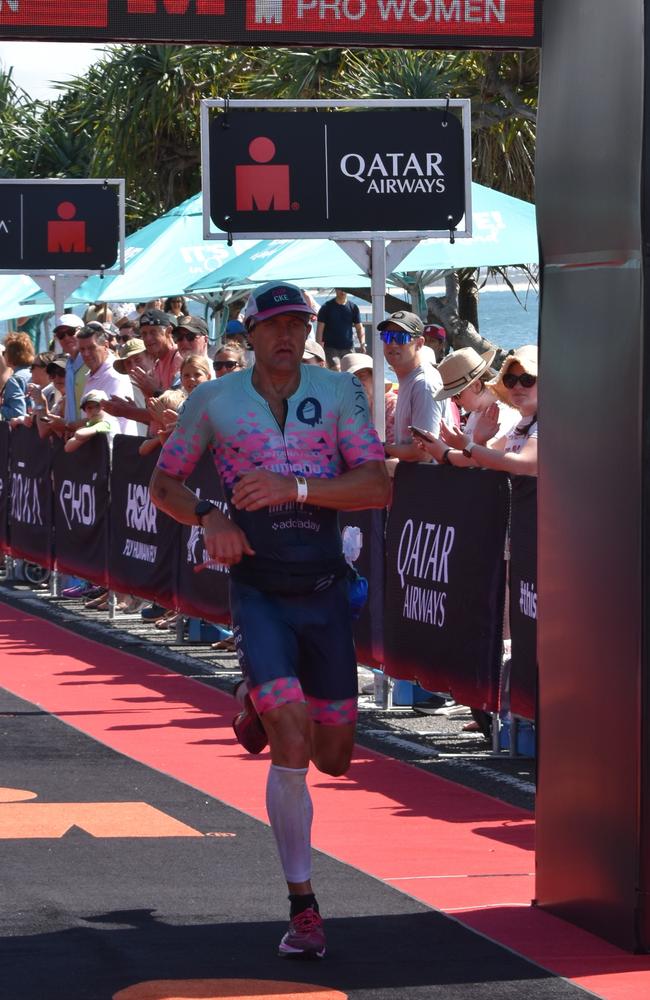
[175,452,230,622]
[384,463,509,712]
[108,436,180,606]
[7,423,53,568]
[0,2,541,48]
[52,435,110,587]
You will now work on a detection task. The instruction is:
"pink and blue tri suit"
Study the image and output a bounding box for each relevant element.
[157,364,385,724]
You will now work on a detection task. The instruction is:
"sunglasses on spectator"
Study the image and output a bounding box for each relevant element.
[379,330,414,345]
[117,333,133,343]
[214,360,239,371]
[55,329,77,340]
[502,372,537,389]
[174,331,198,343]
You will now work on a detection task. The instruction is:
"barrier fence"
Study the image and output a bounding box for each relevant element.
[0,423,537,721]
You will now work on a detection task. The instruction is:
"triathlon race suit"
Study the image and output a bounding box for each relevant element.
[157,364,384,724]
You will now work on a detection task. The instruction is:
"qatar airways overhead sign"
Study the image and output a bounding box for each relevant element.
[0,1,541,47]
[203,102,471,239]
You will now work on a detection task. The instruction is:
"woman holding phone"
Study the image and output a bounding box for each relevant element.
[413,345,538,478]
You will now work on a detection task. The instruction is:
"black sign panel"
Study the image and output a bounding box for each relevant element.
[0,3,541,48]
[52,435,110,587]
[384,463,509,712]
[508,475,537,720]
[0,181,120,274]
[0,423,9,554]
[108,436,180,606]
[340,508,385,670]
[210,109,465,235]
[175,452,231,622]
[7,424,53,568]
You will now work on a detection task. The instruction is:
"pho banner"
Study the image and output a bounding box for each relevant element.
[0,422,9,553]
[176,452,230,623]
[384,464,509,712]
[340,508,386,669]
[8,424,53,568]
[108,436,180,607]
[52,435,110,587]
[508,475,537,721]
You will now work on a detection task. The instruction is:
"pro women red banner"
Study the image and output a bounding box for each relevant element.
[0,1,541,47]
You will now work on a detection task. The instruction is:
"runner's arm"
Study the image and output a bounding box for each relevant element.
[230,460,390,513]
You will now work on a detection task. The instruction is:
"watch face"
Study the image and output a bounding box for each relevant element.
[195,499,214,517]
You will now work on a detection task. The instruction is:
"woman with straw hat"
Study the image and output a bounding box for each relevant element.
[413,345,538,476]
[433,346,520,445]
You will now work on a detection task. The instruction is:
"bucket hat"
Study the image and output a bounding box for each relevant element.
[434,346,497,400]
[113,338,146,374]
[487,345,538,403]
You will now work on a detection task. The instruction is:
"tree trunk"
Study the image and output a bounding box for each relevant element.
[459,273,480,332]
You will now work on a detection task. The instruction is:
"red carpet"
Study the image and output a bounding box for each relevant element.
[0,601,649,1000]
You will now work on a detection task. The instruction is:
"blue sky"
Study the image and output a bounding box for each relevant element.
[0,42,104,101]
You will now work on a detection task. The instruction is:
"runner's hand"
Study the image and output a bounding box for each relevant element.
[202,509,255,565]
[231,470,298,511]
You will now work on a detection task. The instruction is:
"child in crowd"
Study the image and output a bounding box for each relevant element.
[139,354,212,456]
[64,389,118,453]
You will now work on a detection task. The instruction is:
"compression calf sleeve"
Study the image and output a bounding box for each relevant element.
[266,764,313,884]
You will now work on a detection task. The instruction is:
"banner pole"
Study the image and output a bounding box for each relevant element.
[370,238,387,442]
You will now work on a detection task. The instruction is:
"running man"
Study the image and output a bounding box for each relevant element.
[149,280,390,958]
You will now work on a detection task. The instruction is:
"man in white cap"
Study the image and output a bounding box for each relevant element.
[51,313,87,425]
[150,279,390,960]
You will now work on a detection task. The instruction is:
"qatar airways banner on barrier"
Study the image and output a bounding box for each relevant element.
[0,2,541,48]
[508,475,537,721]
[7,423,53,568]
[383,463,509,712]
[52,435,110,588]
[108,436,180,606]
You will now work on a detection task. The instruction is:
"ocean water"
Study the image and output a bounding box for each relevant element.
[476,286,539,352]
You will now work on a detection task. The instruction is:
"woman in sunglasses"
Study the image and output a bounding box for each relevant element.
[213,343,247,378]
[414,345,538,477]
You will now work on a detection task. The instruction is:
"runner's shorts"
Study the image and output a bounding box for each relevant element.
[229,578,358,726]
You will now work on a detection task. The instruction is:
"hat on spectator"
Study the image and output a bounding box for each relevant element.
[116,315,137,330]
[53,313,84,333]
[303,340,326,363]
[377,310,424,336]
[487,345,538,403]
[423,323,446,342]
[46,356,68,375]
[175,315,209,337]
[113,338,147,374]
[138,308,176,329]
[418,345,438,367]
[225,319,245,334]
[244,281,316,330]
[341,352,372,376]
[434,347,497,400]
[80,388,109,409]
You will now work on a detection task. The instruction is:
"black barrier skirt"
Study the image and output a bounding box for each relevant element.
[508,476,538,721]
[52,435,110,587]
[340,508,386,669]
[175,452,230,623]
[0,422,9,554]
[384,464,509,713]
[108,436,180,607]
[7,424,54,569]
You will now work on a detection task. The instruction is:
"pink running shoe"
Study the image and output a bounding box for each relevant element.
[232,682,268,755]
[279,906,326,959]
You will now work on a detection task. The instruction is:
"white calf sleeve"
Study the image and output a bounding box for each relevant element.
[266,764,313,884]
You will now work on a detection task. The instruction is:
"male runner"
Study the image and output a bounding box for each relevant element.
[149,280,390,958]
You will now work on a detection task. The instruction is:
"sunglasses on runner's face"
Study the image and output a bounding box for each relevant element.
[502,372,537,389]
[379,330,414,345]
[215,360,239,371]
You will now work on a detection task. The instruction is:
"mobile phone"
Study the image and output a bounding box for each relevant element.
[409,425,436,443]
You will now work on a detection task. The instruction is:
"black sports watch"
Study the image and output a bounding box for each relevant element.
[194,498,219,525]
